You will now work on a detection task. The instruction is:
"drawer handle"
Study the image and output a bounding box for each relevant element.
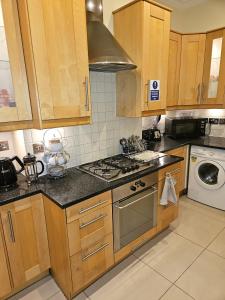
[79,200,108,214]
[82,243,110,261]
[80,214,107,229]
[7,211,15,243]
[166,168,181,177]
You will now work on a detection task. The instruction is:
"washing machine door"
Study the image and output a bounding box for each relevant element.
[195,159,225,190]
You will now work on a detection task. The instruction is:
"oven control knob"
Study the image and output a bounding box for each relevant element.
[139,181,146,187]
[130,185,137,191]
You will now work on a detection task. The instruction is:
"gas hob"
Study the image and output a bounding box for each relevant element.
[77,152,166,182]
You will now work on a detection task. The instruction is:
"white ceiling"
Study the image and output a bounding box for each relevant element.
[158,0,209,10]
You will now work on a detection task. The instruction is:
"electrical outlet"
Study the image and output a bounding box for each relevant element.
[219,118,225,124]
[209,118,219,124]
[0,141,9,151]
[33,143,44,154]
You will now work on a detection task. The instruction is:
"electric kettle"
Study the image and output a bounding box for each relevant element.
[0,156,24,191]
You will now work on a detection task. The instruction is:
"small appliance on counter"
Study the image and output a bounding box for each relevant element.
[23,153,45,185]
[165,117,208,139]
[0,156,24,192]
[43,129,70,179]
[120,135,147,154]
[142,115,162,144]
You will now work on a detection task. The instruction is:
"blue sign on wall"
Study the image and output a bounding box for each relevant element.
[148,80,160,101]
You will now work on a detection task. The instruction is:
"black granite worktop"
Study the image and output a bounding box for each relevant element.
[147,136,225,153]
[0,155,183,208]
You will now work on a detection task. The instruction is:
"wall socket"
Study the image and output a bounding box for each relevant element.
[0,141,9,151]
[33,143,44,154]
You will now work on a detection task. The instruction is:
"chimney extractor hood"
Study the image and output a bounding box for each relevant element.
[85,0,137,72]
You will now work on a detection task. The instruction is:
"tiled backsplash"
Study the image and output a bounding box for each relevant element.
[23,72,142,168]
[1,72,225,170]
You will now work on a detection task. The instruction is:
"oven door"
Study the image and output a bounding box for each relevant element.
[113,185,158,252]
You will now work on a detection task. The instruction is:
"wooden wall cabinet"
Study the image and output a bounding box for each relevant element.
[0,221,12,299]
[178,34,206,106]
[0,0,32,131]
[17,0,91,129]
[167,31,181,107]
[0,194,50,290]
[202,29,225,105]
[113,0,171,117]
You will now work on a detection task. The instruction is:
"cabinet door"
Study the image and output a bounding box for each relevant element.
[0,0,32,123]
[167,32,181,107]
[143,3,170,112]
[18,0,90,123]
[202,29,225,105]
[0,222,12,298]
[179,34,206,106]
[71,234,114,294]
[1,194,50,289]
[157,171,181,232]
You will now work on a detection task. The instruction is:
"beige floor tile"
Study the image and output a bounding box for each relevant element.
[49,291,87,300]
[180,196,225,223]
[160,285,193,300]
[9,277,59,300]
[208,228,225,258]
[170,199,225,247]
[134,230,203,282]
[85,255,171,300]
[176,250,225,300]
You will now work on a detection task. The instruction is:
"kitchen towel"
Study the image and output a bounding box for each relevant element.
[160,174,177,206]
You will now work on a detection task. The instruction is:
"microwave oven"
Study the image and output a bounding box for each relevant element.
[165,117,208,139]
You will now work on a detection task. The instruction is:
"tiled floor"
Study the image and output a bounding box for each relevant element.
[9,196,225,300]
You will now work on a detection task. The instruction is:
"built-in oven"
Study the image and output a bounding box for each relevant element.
[112,173,158,252]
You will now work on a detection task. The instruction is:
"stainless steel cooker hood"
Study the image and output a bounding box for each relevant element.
[85,0,137,72]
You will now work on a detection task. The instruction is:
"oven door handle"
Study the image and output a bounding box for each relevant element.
[114,186,158,210]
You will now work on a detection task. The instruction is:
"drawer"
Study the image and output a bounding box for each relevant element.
[71,234,114,294]
[67,205,113,256]
[166,146,186,158]
[66,191,112,223]
[158,161,182,182]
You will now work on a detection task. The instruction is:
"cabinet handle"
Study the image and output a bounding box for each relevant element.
[80,214,107,229]
[197,84,201,104]
[145,80,150,105]
[7,211,15,243]
[82,243,110,261]
[79,200,108,214]
[84,76,89,111]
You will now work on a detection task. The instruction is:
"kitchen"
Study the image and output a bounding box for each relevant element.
[0,0,225,300]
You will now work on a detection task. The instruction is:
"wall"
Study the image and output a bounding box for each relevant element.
[158,0,225,33]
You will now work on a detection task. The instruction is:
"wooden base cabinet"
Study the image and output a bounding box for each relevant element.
[0,194,50,290]
[157,162,182,232]
[0,222,12,299]
[44,191,114,299]
[113,0,171,117]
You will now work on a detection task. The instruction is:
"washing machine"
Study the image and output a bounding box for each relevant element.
[188,145,225,210]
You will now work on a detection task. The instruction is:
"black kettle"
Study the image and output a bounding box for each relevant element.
[0,156,24,191]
